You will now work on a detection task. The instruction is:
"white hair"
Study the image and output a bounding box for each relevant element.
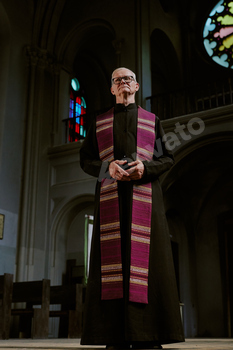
[111,67,137,83]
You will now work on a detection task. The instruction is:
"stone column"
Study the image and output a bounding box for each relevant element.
[135,0,152,110]
[15,46,58,282]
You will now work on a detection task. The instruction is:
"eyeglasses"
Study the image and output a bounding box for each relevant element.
[112,75,135,85]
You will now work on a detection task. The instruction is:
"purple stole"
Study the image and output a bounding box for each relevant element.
[96,106,155,304]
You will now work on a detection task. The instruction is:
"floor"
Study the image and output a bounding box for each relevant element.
[0,339,232,350]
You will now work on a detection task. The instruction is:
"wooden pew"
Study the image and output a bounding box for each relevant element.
[0,273,13,339]
[11,279,50,339]
[49,283,83,338]
[1,276,83,339]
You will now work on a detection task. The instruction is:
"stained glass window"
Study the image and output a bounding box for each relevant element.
[69,78,86,142]
[203,0,233,69]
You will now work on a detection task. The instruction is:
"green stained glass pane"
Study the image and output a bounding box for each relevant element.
[71,78,80,91]
[81,97,87,108]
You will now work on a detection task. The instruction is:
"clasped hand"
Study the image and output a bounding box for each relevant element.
[109,159,144,181]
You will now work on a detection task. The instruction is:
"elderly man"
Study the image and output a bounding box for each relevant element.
[80,67,184,349]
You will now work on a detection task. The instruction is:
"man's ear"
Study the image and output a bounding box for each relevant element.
[135,82,140,91]
[110,87,115,95]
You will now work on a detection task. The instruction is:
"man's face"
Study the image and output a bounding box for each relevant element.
[110,68,139,99]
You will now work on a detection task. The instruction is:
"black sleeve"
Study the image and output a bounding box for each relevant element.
[80,119,109,179]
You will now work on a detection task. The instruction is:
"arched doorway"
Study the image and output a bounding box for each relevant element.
[49,195,94,337]
[50,195,94,286]
[162,133,233,337]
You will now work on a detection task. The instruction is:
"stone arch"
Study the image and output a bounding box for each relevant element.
[57,18,116,66]
[50,194,94,285]
[158,0,175,13]
[32,0,67,50]
[161,131,233,191]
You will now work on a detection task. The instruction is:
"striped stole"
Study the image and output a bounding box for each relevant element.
[96,106,155,304]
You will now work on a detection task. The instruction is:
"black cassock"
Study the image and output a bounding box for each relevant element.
[80,103,184,346]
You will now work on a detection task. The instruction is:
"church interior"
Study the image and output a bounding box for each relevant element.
[0,0,233,342]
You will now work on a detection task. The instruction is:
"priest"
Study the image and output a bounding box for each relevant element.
[80,67,184,349]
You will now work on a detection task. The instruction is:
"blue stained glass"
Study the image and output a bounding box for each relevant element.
[69,100,74,118]
[212,53,229,67]
[204,39,217,56]
[203,18,216,38]
[80,125,83,136]
[76,104,81,116]
[77,117,80,124]
[210,0,224,16]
